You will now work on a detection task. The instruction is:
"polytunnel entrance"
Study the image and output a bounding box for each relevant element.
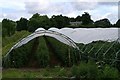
[3,29,80,68]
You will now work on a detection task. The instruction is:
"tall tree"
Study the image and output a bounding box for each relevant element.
[115,19,120,27]
[81,12,93,25]
[69,17,76,22]
[50,15,69,28]
[94,18,111,28]
[2,19,16,37]
[16,18,28,31]
[28,13,50,32]
[75,16,82,21]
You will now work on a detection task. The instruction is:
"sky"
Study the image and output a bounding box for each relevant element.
[0,0,120,24]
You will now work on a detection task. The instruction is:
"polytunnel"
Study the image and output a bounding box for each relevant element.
[4,29,80,58]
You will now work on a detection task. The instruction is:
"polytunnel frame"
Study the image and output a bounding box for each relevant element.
[4,30,80,59]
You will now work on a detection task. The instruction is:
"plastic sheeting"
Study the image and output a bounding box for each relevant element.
[49,28,119,44]
[4,29,79,58]
[4,28,119,58]
[13,30,79,49]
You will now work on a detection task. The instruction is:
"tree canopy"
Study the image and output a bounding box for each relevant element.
[28,13,50,32]
[2,19,16,37]
[81,12,93,25]
[16,18,28,31]
[115,19,120,27]
[50,15,69,28]
[94,18,112,28]
[1,12,119,34]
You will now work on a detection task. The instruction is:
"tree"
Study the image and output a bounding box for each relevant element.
[81,12,93,25]
[94,18,111,28]
[50,15,69,28]
[69,17,76,22]
[16,18,28,31]
[75,16,82,21]
[2,19,16,37]
[115,19,120,27]
[28,13,51,32]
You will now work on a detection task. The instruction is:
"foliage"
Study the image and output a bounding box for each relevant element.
[94,18,112,28]
[50,15,70,28]
[35,37,50,67]
[81,12,93,25]
[75,16,82,21]
[46,37,79,66]
[114,19,120,27]
[2,12,120,29]
[2,19,16,37]
[79,40,120,72]
[28,13,50,32]
[2,31,30,56]
[16,17,28,31]
[71,61,98,78]
[3,39,34,68]
[102,65,119,78]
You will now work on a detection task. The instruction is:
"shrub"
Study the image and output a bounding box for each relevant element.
[57,68,67,77]
[71,65,79,77]
[36,37,49,67]
[102,65,119,78]
[46,37,79,66]
[71,61,98,78]
[3,38,34,68]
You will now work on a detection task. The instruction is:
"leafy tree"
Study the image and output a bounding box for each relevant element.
[28,13,50,32]
[16,18,28,31]
[94,18,111,28]
[81,12,93,25]
[63,16,70,26]
[69,17,76,22]
[115,19,120,27]
[75,16,82,21]
[50,15,69,28]
[2,19,16,37]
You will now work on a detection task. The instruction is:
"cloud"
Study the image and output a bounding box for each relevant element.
[0,0,118,24]
[71,2,98,11]
[24,0,50,14]
[98,2,118,6]
[24,1,74,15]
[24,1,99,16]
[71,0,119,2]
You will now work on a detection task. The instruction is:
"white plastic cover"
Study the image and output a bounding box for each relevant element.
[49,28,119,44]
[4,29,79,58]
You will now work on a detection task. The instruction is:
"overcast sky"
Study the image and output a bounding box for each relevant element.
[0,0,120,24]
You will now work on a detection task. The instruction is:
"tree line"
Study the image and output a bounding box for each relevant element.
[2,12,120,37]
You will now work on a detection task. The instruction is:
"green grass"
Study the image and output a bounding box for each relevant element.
[2,31,30,56]
[2,61,120,79]
[2,67,71,78]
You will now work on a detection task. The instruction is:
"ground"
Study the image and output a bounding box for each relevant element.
[2,67,72,79]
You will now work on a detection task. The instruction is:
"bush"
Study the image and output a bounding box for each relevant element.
[102,65,119,78]
[57,68,67,77]
[71,65,80,77]
[46,37,79,66]
[35,37,49,67]
[2,31,30,56]
[71,61,98,78]
[3,39,34,68]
